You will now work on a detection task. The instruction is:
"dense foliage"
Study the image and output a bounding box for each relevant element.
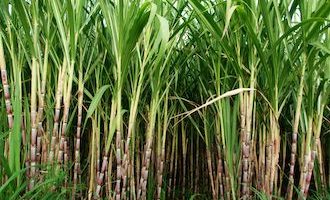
[0,0,329,199]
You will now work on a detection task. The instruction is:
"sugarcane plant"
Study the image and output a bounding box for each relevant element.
[0,0,329,200]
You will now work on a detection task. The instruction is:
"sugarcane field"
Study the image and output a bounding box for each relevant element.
[0,0,330,199]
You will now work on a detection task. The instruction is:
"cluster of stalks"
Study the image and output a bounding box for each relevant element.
[0,0,329,200]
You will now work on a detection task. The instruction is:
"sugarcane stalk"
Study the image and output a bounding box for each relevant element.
[216,151,224,200]
[270,111,280,195]
[205,139,217,199]
[122,60,146,198]
[181,120,187,197]
[287,54,306,200]
[130,155,137,200]
[246,67,255,198]
[190,135,194,191]
[73,72,83,198]
[249,107,257,198]
[58,60,74,169]
[265,138,272,195]
[168,127,176,197]
[0,37,13,129]
[137,103,157,200]
[106,150,113,199]
[36,42,49,165]
[317,139,325,190]
[49,61,66,164]
[303,104,325,197]
[224,160,231,200]
[29,58,38,190]
[299,117,313,199]
[258,125,266,191]
[21,115,30,179]
[41,137,47,166]
[214,116,224,199]
[136,137,141,198]
[96,121,101,194]
[172,125,178,199]
[115,98,122,200]
[88,119,97,200]
[137,140,153,200]
[64,138,69,187]
[195,135,199,194]
[279,135,287,194]
[303,151,315,198]
[241,92,249,198]
[156,94,169,200]
[95,101,116,198]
